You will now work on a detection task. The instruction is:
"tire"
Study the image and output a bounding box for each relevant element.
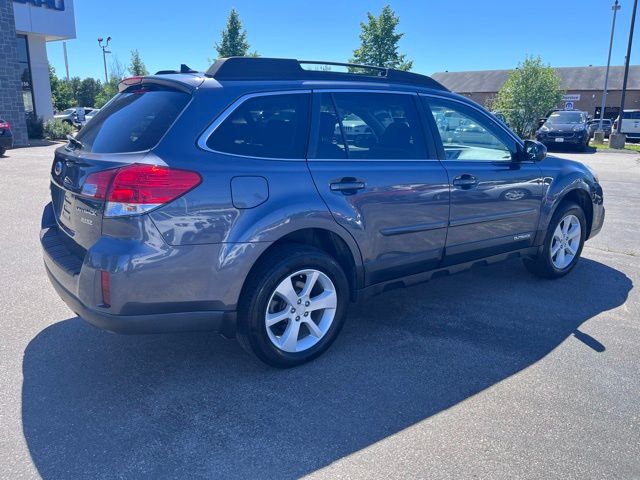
[0,147,5,156]
[523,202,586,279]
[237,244,349,368]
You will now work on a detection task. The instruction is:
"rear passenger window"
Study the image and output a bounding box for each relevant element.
[207,93,310,159]
[313,92,426,160]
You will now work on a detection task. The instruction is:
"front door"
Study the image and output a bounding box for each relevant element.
[422,96,544,263]
[307,91,450,285]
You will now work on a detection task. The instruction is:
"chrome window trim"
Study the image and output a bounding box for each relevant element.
[197,89,312,160]
[418,93,525,149]
[309,89,439,162]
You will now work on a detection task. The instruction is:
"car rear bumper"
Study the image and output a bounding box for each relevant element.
[0,135,12,149]
[45,263,236,335]
[40,202,246,336]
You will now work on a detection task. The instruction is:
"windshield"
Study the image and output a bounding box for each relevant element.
[547,111,586,124]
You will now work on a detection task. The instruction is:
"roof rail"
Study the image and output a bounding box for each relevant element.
[205,57,448,91]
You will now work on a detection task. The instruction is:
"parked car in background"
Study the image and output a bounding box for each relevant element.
[587,119,612,138]
[40,57,605,367]
[536,110,590,151]
[54,107,94,128]
[83,108,100,126]
[0,118,13,156]
[613,109,640,141]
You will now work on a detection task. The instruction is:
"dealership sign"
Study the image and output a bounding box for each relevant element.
[562,94,581,102]
[13,0,65,11]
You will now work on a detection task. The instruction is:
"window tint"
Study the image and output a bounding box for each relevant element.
[425,99,515,161]
[76,86,190,153]
[207,93,310,159]
[328,92,426,159]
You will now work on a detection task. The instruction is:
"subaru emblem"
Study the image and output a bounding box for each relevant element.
[54,161,63,176]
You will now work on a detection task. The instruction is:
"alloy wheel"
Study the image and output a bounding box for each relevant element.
[265,269,338,353]
[550,214,581,269]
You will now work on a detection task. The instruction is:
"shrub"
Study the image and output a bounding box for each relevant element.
[26,115,44,139]
[43,118,76,140]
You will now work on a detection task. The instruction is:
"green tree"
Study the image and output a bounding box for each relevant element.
[94,74,119,108]
[350,5,412,71]
[491,56,563,138]
[77,77,102,107]
[48,64,75,112]
[215,9,251,57]
[128,49,149,76]
[95,58,126,108]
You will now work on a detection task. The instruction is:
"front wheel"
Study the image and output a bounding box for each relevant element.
[237,244,349,368]
[523,202,586,279]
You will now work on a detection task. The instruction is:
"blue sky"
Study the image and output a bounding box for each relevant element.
[48,0,637,80]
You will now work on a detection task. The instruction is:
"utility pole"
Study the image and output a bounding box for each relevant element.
[63,41,70,80]
[611,0,638,148]
[597,0,621,137]
[97,36,112,83]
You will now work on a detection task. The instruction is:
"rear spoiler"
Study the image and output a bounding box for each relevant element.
[118,73,202,94]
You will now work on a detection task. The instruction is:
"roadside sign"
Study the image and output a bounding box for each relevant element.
[565,101,574,110]
[563,94,581,101]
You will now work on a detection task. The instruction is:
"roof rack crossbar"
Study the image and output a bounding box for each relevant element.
[205,57,448,91]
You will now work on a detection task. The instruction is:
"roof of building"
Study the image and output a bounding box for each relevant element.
[431,65,640,93]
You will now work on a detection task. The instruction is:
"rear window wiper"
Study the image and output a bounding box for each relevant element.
[66,135,84,150]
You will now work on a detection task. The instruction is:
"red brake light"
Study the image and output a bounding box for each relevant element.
[82,164,201,217]
[82,169,116,200]
[118,76,144,92]
[0,120,9,129]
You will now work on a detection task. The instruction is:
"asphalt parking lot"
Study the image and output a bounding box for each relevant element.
[0,143,638,479]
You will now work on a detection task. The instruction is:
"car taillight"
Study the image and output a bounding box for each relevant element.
[0,120,9,129]
[82,164,201,217]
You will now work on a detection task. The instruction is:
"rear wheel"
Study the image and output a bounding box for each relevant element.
[237,244,349,368]
[0,147,5,156]
[523,202,586,279]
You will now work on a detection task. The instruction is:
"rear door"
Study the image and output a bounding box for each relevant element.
[421,95,543,263]
[307,91,450,285]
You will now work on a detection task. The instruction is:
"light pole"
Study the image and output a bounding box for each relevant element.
[618,0,638,130]
[597,0,621,136]
[98,36,111,83]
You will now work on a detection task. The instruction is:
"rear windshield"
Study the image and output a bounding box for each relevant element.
[75,85,190,153]
[622,111,640,119]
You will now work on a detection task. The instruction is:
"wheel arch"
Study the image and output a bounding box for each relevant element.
[555,188,593,237]
[239,227,364,305]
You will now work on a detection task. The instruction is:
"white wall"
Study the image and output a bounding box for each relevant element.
[28,34,54,120]
[13,0,76,41]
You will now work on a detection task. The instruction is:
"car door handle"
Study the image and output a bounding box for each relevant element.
[330,178,366,195]
[452,174,479,189]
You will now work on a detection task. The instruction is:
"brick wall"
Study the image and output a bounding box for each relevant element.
[0,0,28,146]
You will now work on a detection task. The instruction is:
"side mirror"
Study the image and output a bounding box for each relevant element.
[524,140,546,162]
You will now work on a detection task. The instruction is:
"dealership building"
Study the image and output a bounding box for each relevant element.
[432,65,640,120]
[0,0,75,146]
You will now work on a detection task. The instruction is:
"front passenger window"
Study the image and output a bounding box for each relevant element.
[425,99,515,161]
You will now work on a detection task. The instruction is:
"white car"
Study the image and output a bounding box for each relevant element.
[613,110,640,141]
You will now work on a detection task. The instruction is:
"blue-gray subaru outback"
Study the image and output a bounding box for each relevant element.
[41,58,605,367]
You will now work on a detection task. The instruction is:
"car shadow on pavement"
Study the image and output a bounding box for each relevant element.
[22,258,631,479]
